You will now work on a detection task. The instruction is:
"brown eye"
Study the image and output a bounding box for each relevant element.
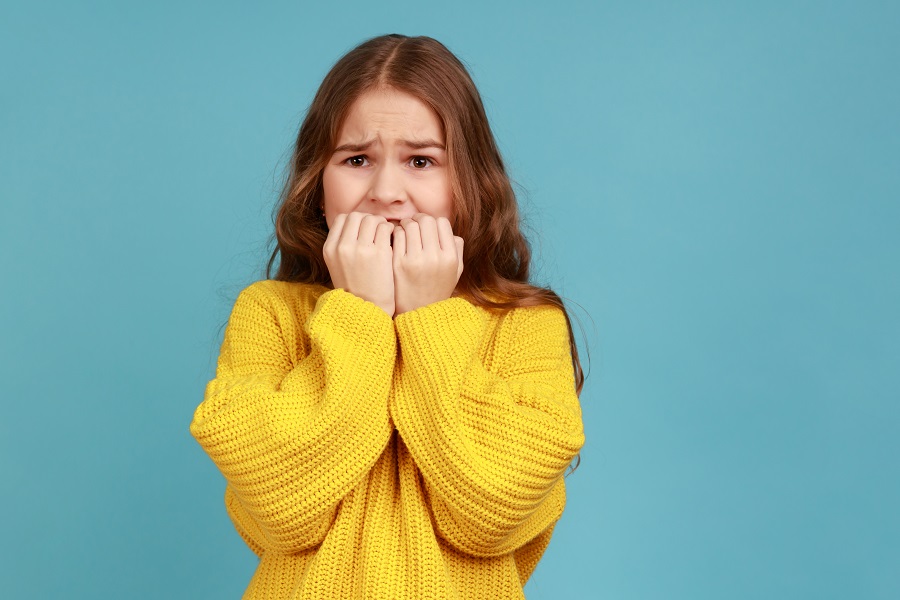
[347,156,367,167]
[411,157,431,168]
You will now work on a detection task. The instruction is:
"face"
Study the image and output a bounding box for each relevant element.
[321,87,452,229]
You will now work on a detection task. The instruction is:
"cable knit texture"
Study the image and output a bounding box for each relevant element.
[190,280,585,599]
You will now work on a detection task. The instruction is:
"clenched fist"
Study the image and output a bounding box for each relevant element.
[323,212,396,316]
[392,213,464,316]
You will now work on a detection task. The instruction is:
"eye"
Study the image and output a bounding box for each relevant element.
[345,155,368,167]
[410,156,433,169]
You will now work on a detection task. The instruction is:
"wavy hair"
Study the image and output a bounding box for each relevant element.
[266,34,585,412]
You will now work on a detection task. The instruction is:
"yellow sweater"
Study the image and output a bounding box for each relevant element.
[190,280,585,599]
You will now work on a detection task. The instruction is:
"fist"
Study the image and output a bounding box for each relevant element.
[322,212,396,316]
[392,213,464,316]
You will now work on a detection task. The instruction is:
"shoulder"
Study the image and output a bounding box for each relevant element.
[229,280,331,362]
[484,301,570,345]
[236,279,329,313]
[482,302,572,369]
[457,289,569,334]
[231,280,331,336]
[503,303,570,337]
[441,293,571,351]
[239,279,328,300]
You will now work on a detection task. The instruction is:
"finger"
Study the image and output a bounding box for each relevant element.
[374,221,393,247]
[339,211,365,244]
[392,225,406,260]
[454,236,465,279]
[400,217,422,254]
[413,213,440,252]
[358,214,386,244]
[324,213,347,252]
[436,217,455,252]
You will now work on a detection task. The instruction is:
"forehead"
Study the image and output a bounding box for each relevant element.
[337,88,444,142]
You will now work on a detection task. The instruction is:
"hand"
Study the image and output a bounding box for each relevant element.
[392,213,464,316]
[323,212,396,316]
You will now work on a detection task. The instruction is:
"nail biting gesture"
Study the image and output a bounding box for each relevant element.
[323,211,463,317]
[322,212,396,316]
[392,213,464,316]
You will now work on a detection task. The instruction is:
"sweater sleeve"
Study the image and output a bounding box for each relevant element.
[190,283,395,555]
[389,298,585,557]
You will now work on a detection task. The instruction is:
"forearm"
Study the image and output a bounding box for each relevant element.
[390,298,584,556]
[191,287,396,553]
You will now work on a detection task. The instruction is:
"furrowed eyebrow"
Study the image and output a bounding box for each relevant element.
[333,140,374,153]
[332,138,446,153]
[401,139,445,150]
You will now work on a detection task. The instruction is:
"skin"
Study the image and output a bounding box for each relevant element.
[321,88,464,317]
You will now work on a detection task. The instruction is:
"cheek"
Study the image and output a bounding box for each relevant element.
[322,168,355,214]
[321,167,334,205]
[415,174,453,219]
[436,176,454,220]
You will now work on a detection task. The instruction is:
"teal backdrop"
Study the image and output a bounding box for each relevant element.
[1,1,898,598]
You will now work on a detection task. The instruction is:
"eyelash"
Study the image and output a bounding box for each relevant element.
[344,155,435,169]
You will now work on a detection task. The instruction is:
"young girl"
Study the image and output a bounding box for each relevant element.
[190,34,586,599]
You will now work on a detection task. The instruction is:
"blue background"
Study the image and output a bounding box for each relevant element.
[2,1,898,598]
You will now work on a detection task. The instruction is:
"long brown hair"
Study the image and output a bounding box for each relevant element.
[266,34,585,405]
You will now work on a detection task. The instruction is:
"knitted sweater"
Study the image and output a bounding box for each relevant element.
[190,280,585,599]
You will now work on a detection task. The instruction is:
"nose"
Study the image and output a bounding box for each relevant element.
[367,163,406,207]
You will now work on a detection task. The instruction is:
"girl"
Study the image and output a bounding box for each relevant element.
[190,34,586,599]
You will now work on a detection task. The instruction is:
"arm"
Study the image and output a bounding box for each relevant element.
[389,298,584,557]
[190,282,395,554]
[224,483,264,558]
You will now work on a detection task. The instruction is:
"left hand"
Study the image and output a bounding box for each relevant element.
[392,213,464,316]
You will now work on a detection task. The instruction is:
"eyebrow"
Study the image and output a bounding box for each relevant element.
[332,138,446,153]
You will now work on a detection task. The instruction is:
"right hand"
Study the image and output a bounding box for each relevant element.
[322,212,396,316]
